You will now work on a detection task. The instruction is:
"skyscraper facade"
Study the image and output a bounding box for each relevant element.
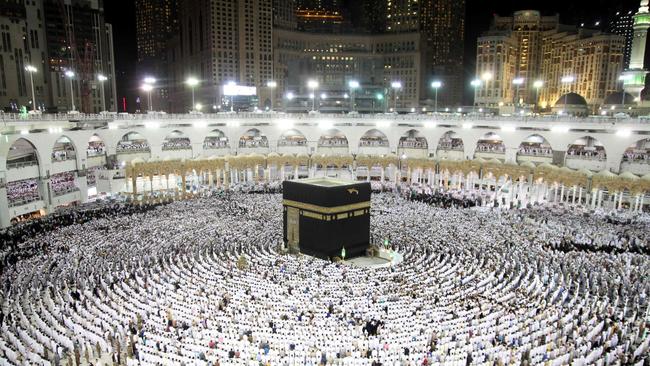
[168,0,274,112]
[476,10,624,111]
[135,0,179,111]
[609,10,635,69]
[384,0,466,106]
[0,0,116,113]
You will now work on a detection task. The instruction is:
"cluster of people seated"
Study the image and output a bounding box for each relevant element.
[6,179,40,205]
[475,142,506,153]
[87,142,106,157]
[567,146,607,161]
[162,138,191,151]
[239,139,269,148]
[437,139,464,151]
[318,138,348,147]
[518,145,553,157]
[0,183,648,366]
[50,172,77,196]
[623,150,650,164]
[359,139,389,148]
[117,141,150,153]
[203,139,229,150]
[398,138,427,149]
[405,186,486,208]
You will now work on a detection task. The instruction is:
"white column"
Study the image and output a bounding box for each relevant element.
[618,191,624,210]
[639,195,645,213]
[578,187,582,205]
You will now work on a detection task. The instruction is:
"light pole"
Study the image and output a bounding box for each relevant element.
[65,70,76,112]
[267,80,277,111]
[285,92,294,112]
[348,80,359,113]
[618,74,632,108]
[307,79,319,112]
[141,83,153,112]
[512,77,524,113]
[24,65,37,112]
[560,75,575,114]
[142,77,156,112]
[533,80,544,114]
[391,81,402,113]
[97,74,108,112]
[471,79,482,113]
[431,81,442,114]
[481,72,493,107]
[186,77,199,112]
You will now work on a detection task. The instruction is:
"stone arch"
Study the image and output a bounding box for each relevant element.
[567,136,607,160]
[6,138,40,170]
[239,128,269,149]
[565,136,607,171]
[318,129,349,148]
[436,131,464,152]
[203,129,230,150]
[620,138,650,175]
[87,134,106,158]
[162,130,192,151]
[474,132,505,159]
[116,132,152,161]
[398,129,428,150]
[278,129,308,147]
[5,138,42,207]
[359,129,389,148]
[52,135,77,162]
[516,134,553,163]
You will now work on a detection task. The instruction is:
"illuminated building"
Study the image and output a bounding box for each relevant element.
[476,10,624,111]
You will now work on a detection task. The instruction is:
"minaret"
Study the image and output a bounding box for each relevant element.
[623,0,650,100]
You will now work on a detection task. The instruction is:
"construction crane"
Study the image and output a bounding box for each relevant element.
[58,0,96,113]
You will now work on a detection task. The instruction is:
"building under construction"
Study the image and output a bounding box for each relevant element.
[0,0,116,113]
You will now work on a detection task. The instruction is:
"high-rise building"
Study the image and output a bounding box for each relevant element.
[0,0,48,112]
[475,10,624,111]
[609,10,635,69]
[273,0,297,30]
[295,0,350,32]
[135,0,179,111]
[622,1,650,100]
[0,0,116,113]
[274,29,423,110]
[384,0,466,106]
[168,0,274,113]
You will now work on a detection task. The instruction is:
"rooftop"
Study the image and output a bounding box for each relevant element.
[294,177,356,187]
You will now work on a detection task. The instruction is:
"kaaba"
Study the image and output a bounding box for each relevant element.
[283,178,371,260]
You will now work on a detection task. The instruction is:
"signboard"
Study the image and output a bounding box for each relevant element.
[223,84,257,96]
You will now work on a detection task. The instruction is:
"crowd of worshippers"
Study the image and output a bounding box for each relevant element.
[6,179,39,204]
[0,187,649,365]
[405,187,485,208]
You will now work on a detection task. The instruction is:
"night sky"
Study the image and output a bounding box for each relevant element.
[104,0,640,110]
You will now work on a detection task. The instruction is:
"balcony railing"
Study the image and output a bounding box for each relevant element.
[0,111,647,125]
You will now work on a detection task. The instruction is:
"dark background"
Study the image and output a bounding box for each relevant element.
[105,0,640,110]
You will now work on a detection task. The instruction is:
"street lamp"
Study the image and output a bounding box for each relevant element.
[97,74,108,112]
[65,70,76,112]
[391,81,402,113]
[533,80,544,113]
[141,83,154,112]
[186,77,199,112]
[560,76,575,113]
[348,80,360,113]
[618,74,632,107]
[24,65,37,112]
[431,81,442,114]
[512,77,524,112]
[266,80,277,111]
[307,79,319,112]
[471,79,482,113]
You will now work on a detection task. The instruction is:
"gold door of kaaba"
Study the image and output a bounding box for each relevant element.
[287,207,300,247]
